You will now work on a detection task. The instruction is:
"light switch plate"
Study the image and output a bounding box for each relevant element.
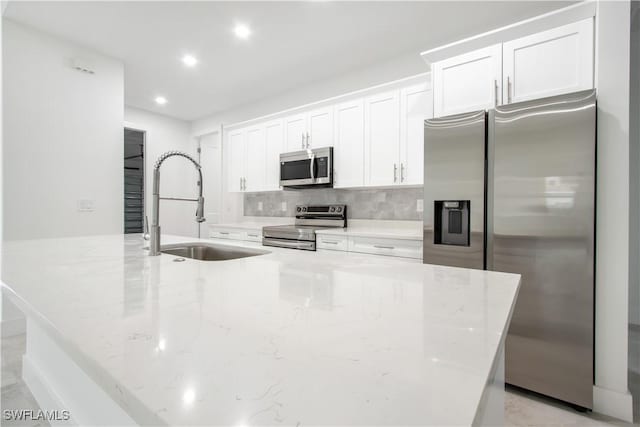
[417,199,424,213]
[77,199,95,212]
[258,202,263,211]
[281,202,287,212]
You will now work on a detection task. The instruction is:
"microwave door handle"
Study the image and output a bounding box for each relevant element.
[309,153,315,181]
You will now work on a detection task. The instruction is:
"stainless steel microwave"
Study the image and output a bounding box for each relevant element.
[279,147,333,189]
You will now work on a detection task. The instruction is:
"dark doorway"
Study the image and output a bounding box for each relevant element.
[124,128,145,234]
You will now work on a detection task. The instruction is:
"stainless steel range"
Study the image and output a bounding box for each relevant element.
[262,204,347,251]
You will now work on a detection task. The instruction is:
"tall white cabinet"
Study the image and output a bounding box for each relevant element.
[430,17,594,118]
[264,120,284,191]
[400,83,432,185]
[333,99,365,188]
[364,91,401,186]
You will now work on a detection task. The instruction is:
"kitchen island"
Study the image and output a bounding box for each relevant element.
[2,234,520,426]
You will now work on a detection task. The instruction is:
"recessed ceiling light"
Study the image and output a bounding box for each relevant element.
[233,23,252,40]
[182,54,198,67]
[155,96,168,105]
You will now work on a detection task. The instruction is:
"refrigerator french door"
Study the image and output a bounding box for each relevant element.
[424,89,596,409]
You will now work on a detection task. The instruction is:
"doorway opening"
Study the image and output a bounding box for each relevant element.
[124,128,145,234]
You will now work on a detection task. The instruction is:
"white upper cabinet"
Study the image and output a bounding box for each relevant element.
[307,107,334,149]
[502,18,594,104]
[244,126,266,192]
[432,44,502,117]
[284,114,307,152]
[264,119,284,191]
[431,19,595,117]
[364,90,401,186]
[284,109,334,151]
[400,83,432,185]
[334,99,365,188]
[226,129,245,192]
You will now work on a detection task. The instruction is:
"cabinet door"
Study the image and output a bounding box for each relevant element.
[502,18,594,104]
[264,119,284,191]
[432,44,502,117]
[244,125,266,192]
[284,114,307,152]
[364,90,400,186]
[400,83,432,185]
[307,107,333,149]
[334,99,364,188]
[226,129,245,192]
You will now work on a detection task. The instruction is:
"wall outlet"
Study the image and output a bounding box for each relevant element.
[77,199,95,212]
[258,202,263,211]
[417,199,424,213]
[281,202,287,212]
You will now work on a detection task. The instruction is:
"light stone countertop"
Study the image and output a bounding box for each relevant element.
[2,234,520,426]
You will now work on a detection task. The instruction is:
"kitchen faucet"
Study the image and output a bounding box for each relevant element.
[149,151,205,256]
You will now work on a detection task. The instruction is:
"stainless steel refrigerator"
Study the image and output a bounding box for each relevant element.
[423,90,596,409]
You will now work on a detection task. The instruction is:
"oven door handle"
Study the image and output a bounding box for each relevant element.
[309,152,315,182]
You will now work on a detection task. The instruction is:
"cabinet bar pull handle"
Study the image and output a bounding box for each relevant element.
[219,231,230,235]
[393,164,398,183]
[239,177,242,190]
[374,245,394,250]
[507,76,512,104]
[323,240,339,244]
[301,132,305,149]
[494,79,499,106]
[306,132,310,149]
[400,164,405,182]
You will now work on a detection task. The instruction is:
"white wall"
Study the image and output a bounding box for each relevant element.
[191,51,426,136]
[3,19,124,240]
[124,107,200,238]
[593,0,634,422]
[629,0,640,328]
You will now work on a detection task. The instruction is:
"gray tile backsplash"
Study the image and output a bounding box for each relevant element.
[244,187,424,220]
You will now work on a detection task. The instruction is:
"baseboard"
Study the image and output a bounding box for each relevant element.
[593,385,634,423]
[1,316,26,337]
[22,355,76,426]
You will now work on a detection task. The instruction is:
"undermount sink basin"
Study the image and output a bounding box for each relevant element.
[161,243,269,261]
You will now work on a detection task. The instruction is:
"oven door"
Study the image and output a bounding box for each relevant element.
[279,147,332,188]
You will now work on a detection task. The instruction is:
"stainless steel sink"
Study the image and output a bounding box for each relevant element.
[161,243,269,261]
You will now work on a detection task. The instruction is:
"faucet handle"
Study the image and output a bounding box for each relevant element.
[143,215,150,240]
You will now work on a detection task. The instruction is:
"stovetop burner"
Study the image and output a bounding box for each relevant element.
[262,205,347,251]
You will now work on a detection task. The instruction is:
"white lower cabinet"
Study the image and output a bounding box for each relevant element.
[209,226,262,242]
[317,234,422,259]
[348,236,422,259]
[244,230,262,242]
[210,228,246,240]
[316,234,349,251]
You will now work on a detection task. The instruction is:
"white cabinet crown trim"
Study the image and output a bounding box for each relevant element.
[420,1,596,68]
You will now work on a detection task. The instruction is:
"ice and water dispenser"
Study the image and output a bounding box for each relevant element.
[433,200,470,247]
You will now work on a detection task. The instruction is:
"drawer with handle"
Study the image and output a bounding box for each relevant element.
[316,234,348,251]
[348,236,422,259]
[244,230,262,242]
[209,228,245,240]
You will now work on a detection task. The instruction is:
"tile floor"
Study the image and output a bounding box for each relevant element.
[0,332,638,427]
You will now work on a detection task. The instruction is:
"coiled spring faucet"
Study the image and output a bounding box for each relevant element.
[149,151,205,256]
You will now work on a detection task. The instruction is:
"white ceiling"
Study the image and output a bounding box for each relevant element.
[5,1,573,121]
